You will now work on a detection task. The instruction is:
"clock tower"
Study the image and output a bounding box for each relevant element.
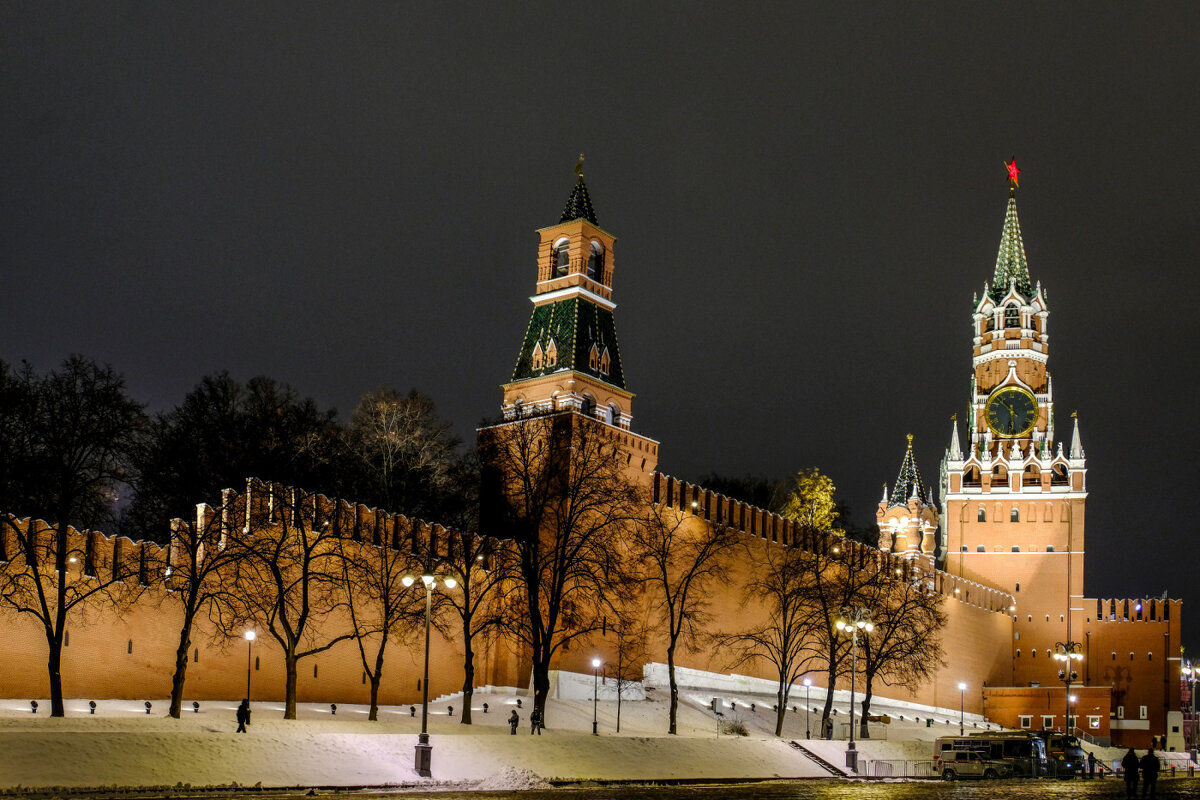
[941,163,1088,686]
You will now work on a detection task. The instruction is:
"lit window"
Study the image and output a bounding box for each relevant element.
[1088,716,1100,729]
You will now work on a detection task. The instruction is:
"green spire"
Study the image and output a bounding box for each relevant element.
[990,191,1033,300]
[560,155,598,225]
[889,434,930,506]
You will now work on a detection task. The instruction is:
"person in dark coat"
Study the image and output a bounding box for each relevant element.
[508,709,520,735]
[1140,749,1159,798]
[529,708,542,735]
[1087,750,1097,779]
[236,699,251,733]
[1122,749,1140,798]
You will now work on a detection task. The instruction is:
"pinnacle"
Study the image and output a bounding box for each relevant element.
[889,435,929,507]
[559,175,598,226]
[990,193,1033,300]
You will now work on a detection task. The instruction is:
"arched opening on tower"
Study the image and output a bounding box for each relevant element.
[964,466,982,487]
[587,241,604,281]
[553,237,570,277]
[1023,465,1041,486]
[1005,304,1020,328]
[1051,464,1069,486]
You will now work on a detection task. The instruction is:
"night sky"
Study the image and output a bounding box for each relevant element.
[4,5,1198,647]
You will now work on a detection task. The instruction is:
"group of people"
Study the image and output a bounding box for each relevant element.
[507,708,544,735]
[1121,748,1161,799]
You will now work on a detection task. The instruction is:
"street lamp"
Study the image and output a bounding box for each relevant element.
[243,630,256,704]
[592,657,601,735]
[803,678,812,739]
[402,568,457,777]
[1182,662,1197,763]
[958,682,967,735]
[835,608,873,771]
[1054,641,1084,733]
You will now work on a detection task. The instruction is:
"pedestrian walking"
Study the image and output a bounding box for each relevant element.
[529,708,542,735]
[508,709,519,735]
[236,699,251,733]
[1140,748,1159,799]
[1087,750,1097,779]
[1122,748,1139,799]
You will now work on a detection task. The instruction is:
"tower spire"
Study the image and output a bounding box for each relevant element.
[1070,410,1085,459]
[948,413,963,460]
[560,154,598,225]
[991,159,1033,300]
[889,434,929,506]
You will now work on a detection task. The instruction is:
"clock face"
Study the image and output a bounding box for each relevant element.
[985,387,1038,438]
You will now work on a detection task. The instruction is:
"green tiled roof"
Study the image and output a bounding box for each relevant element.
[989,193,1033,301]
[560,176,598,225]
[511,297,626,389]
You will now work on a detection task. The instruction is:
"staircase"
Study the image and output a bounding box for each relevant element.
[788,740,850,776]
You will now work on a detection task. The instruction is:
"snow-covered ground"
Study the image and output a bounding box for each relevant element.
[0,686,1187,792]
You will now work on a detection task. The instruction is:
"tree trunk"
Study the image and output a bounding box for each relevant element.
[168,615,194,719]
[860,680,873,739]
[666,642,678,735]
[460,633,475,725]
[368,635,387,721]
[532,658,550,721]
[367,674,381,721]
[284,652,298,720]
[774,684,786,737]
[47,630,65,717]
[821,662,837,737]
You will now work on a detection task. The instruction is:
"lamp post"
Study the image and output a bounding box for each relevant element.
[1182,662,1197,764]
[803,678,812,739]
[592,657,601,735]
[403,569,457,777]
[835,608,873,771]
[1054,641,1084,733]
[243,630,255,703]
[958,682,967,735]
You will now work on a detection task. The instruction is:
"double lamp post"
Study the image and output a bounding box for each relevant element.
[835,608,872,771]
[403,568,457,778]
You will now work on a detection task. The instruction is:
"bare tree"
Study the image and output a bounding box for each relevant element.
[234,481,354,719]
[633,502,740,734]
[163,493,247,718]
[856,564,947,737]
[344,388,458,518]
[0,357,147,717]
[480,412,640,721]
[609,615,649,734]
[441,526,505,724]
[336,511,426,721]
[723,536,822,737]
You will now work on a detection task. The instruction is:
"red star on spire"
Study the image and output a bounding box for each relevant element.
[1005,158,1021,187]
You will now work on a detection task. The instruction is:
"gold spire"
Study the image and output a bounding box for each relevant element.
[574,153,585,179]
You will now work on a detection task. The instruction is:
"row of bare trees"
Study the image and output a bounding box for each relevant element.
[0,358,945,732]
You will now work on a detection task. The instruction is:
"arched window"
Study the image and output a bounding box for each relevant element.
[1005,304,1020,328]
[1051,464,1070,485]
[976,545,986,552]
[964,467,982,487]
[1010,508,1020,522]
[581,394,596,417]
[531,343,544,370]
[545,339,557,368]
[587,241,604,281]
[598,347,611,376]
[607,403,621,426]
[553,238,570,277]
[588,345,599,371]
[977,508,986,522]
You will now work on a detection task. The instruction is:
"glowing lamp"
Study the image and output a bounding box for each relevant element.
[402,576,415,587]
[443,576,457,589]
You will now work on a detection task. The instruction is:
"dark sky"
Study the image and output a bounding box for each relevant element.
[4,4,1198,646]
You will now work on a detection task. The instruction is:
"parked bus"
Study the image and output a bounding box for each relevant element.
[934,731,1048,777]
